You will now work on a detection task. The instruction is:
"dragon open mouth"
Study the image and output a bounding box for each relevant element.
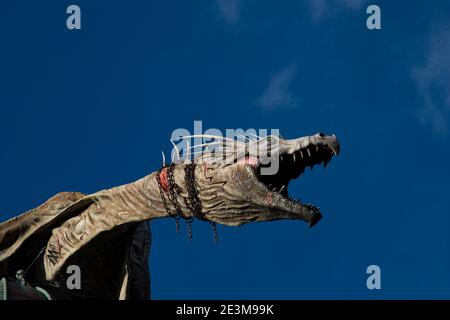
[238,133,340,226]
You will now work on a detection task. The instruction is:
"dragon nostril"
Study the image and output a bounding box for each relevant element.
[318,132,325,138]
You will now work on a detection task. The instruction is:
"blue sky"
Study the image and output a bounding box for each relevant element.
[1,0,450,299]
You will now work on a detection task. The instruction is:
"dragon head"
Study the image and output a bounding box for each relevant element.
[161,132,340,228]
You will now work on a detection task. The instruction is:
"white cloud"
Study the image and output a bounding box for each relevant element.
[215,0,240,26]
[255,63,298,111]
[412,24,450,133]
[338,0,367,10]
[308,0,369,21]
[309,0,329,22]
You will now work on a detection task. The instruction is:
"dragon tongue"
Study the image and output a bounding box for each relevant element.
[237,156,259,168]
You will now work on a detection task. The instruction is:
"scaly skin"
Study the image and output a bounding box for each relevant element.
[44,132,340,281]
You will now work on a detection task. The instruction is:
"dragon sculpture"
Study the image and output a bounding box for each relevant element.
[0,132,340,300]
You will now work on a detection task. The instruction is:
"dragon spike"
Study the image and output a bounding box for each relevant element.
[178,134,236,143]
[237,134,257,142]
[184,141,235,151]
[184,140,191,164]
[161,151,166,167]
[170,139,181,163]
[237,134,248,142]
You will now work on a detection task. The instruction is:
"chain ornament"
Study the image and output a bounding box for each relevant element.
[156,165,181,233]
[156,162,218,243]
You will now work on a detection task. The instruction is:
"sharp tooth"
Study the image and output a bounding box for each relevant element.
[281,155,284,161]
[307,149,311,157]
[330,146,338,156]
[279,185,286,192]
[300,150,304,158]
[293,153,296,162]
[316,146,319,152]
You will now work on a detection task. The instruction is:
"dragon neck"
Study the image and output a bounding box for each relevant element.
[143,164,199,221]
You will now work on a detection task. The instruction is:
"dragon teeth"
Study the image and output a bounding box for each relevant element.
[300,150,304,158]
[307,149,311,157]
[293,153,296,162]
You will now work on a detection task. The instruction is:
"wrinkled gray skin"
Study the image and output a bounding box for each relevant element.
[41,131,339,280]
[0,132,340,299]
